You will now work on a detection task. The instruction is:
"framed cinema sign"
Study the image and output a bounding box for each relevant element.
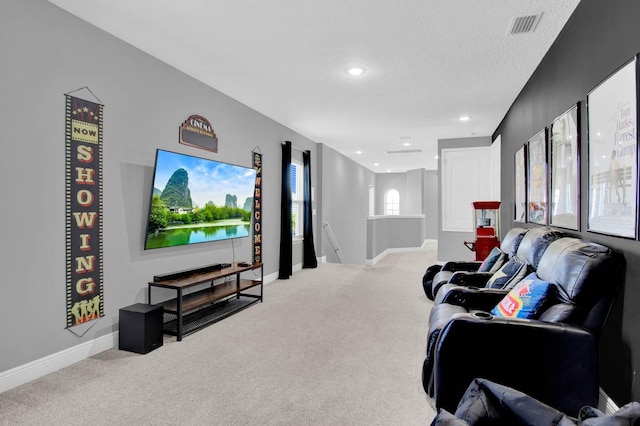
[179,115,218,152]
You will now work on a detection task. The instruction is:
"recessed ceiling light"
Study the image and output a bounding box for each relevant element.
[434,155,439,159]
[356,150,363,154]
[346,67,365,76]
[373,163,379,167]
[402,142,411,147]
[386,169,391,173]
[459,116,471,121]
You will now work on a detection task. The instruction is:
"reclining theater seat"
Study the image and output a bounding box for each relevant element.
[432,378,640,425]
[427,237,624,416]
[423,227,565,396]
[434,227,565,305]
[423,227,529,301]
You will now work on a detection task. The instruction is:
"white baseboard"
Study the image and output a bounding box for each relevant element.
[599,387,620,415]
[366,246,425,265]
[421,239,437,248]
[0,332,117,394]
[263,270,279,284]
[366,239,437,265]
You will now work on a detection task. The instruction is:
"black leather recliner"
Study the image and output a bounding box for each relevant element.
[423,227,566,396]
[424,236,625,416]
[431,378,640,426]
[434,227,565,305]
[423,227,529,301]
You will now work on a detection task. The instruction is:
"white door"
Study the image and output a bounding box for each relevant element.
[441,146,493,232]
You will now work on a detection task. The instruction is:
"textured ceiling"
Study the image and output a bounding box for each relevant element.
[48,0,580,172]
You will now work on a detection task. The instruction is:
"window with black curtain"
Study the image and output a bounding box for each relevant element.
[303,150,317,268]
[278,141,292,279]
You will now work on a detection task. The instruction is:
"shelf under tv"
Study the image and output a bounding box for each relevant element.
[148,262,263,341]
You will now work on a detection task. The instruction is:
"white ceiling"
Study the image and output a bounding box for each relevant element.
[48,0,580,172]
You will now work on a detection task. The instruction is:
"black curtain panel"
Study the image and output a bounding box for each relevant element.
[279,141,293,279]
[303,150,318,268]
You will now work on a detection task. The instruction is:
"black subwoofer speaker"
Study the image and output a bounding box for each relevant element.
[119,303,163,354]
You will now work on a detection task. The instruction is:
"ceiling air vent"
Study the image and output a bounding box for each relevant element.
[509,12,543,35]
[385,149,422,155]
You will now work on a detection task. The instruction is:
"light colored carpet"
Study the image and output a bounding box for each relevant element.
[0,245,437,425]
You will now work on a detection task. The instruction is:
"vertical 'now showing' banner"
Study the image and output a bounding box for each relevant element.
[65,95,104,328]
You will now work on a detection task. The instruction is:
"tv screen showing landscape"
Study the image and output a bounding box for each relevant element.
[144,149,257,249]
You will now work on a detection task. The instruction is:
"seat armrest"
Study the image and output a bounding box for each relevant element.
[432,315,598,416]
[447,271,493,286]
[439,287,507,310]
[441,261,482,273]
[432,272,494,302]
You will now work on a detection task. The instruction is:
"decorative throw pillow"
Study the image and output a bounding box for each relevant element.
[491,273,550,319]
[488,252,509,273]
[502,262,531,291]
[477,247,504,272]
[484,258,528,289]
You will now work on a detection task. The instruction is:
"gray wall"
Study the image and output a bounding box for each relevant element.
[437,136,492,261]
[0,0,321,372]
[374,173,406,215]
[367,169,436,259]
[425,170,438,239]
[406,169,425,215]
[493,0,640,404]
[374,169,431,216]
[320,145,375,264]
[366,216,425,260]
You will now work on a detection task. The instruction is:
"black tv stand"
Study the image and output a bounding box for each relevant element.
[148,262,263,341]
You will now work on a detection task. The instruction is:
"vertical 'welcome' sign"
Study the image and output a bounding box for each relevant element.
[65,94,104,329]
[252,151,262,264]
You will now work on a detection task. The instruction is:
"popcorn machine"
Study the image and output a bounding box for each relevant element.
[463,201,501,261]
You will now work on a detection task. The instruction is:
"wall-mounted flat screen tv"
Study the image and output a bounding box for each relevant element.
[144,149,257,250]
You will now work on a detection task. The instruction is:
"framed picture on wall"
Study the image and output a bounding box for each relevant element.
[587,56,638,239]
[549,103,581,230]
[514,145,527,222]
[527,129,548,225]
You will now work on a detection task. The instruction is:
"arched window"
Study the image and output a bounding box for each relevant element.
[384,189,400,215]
